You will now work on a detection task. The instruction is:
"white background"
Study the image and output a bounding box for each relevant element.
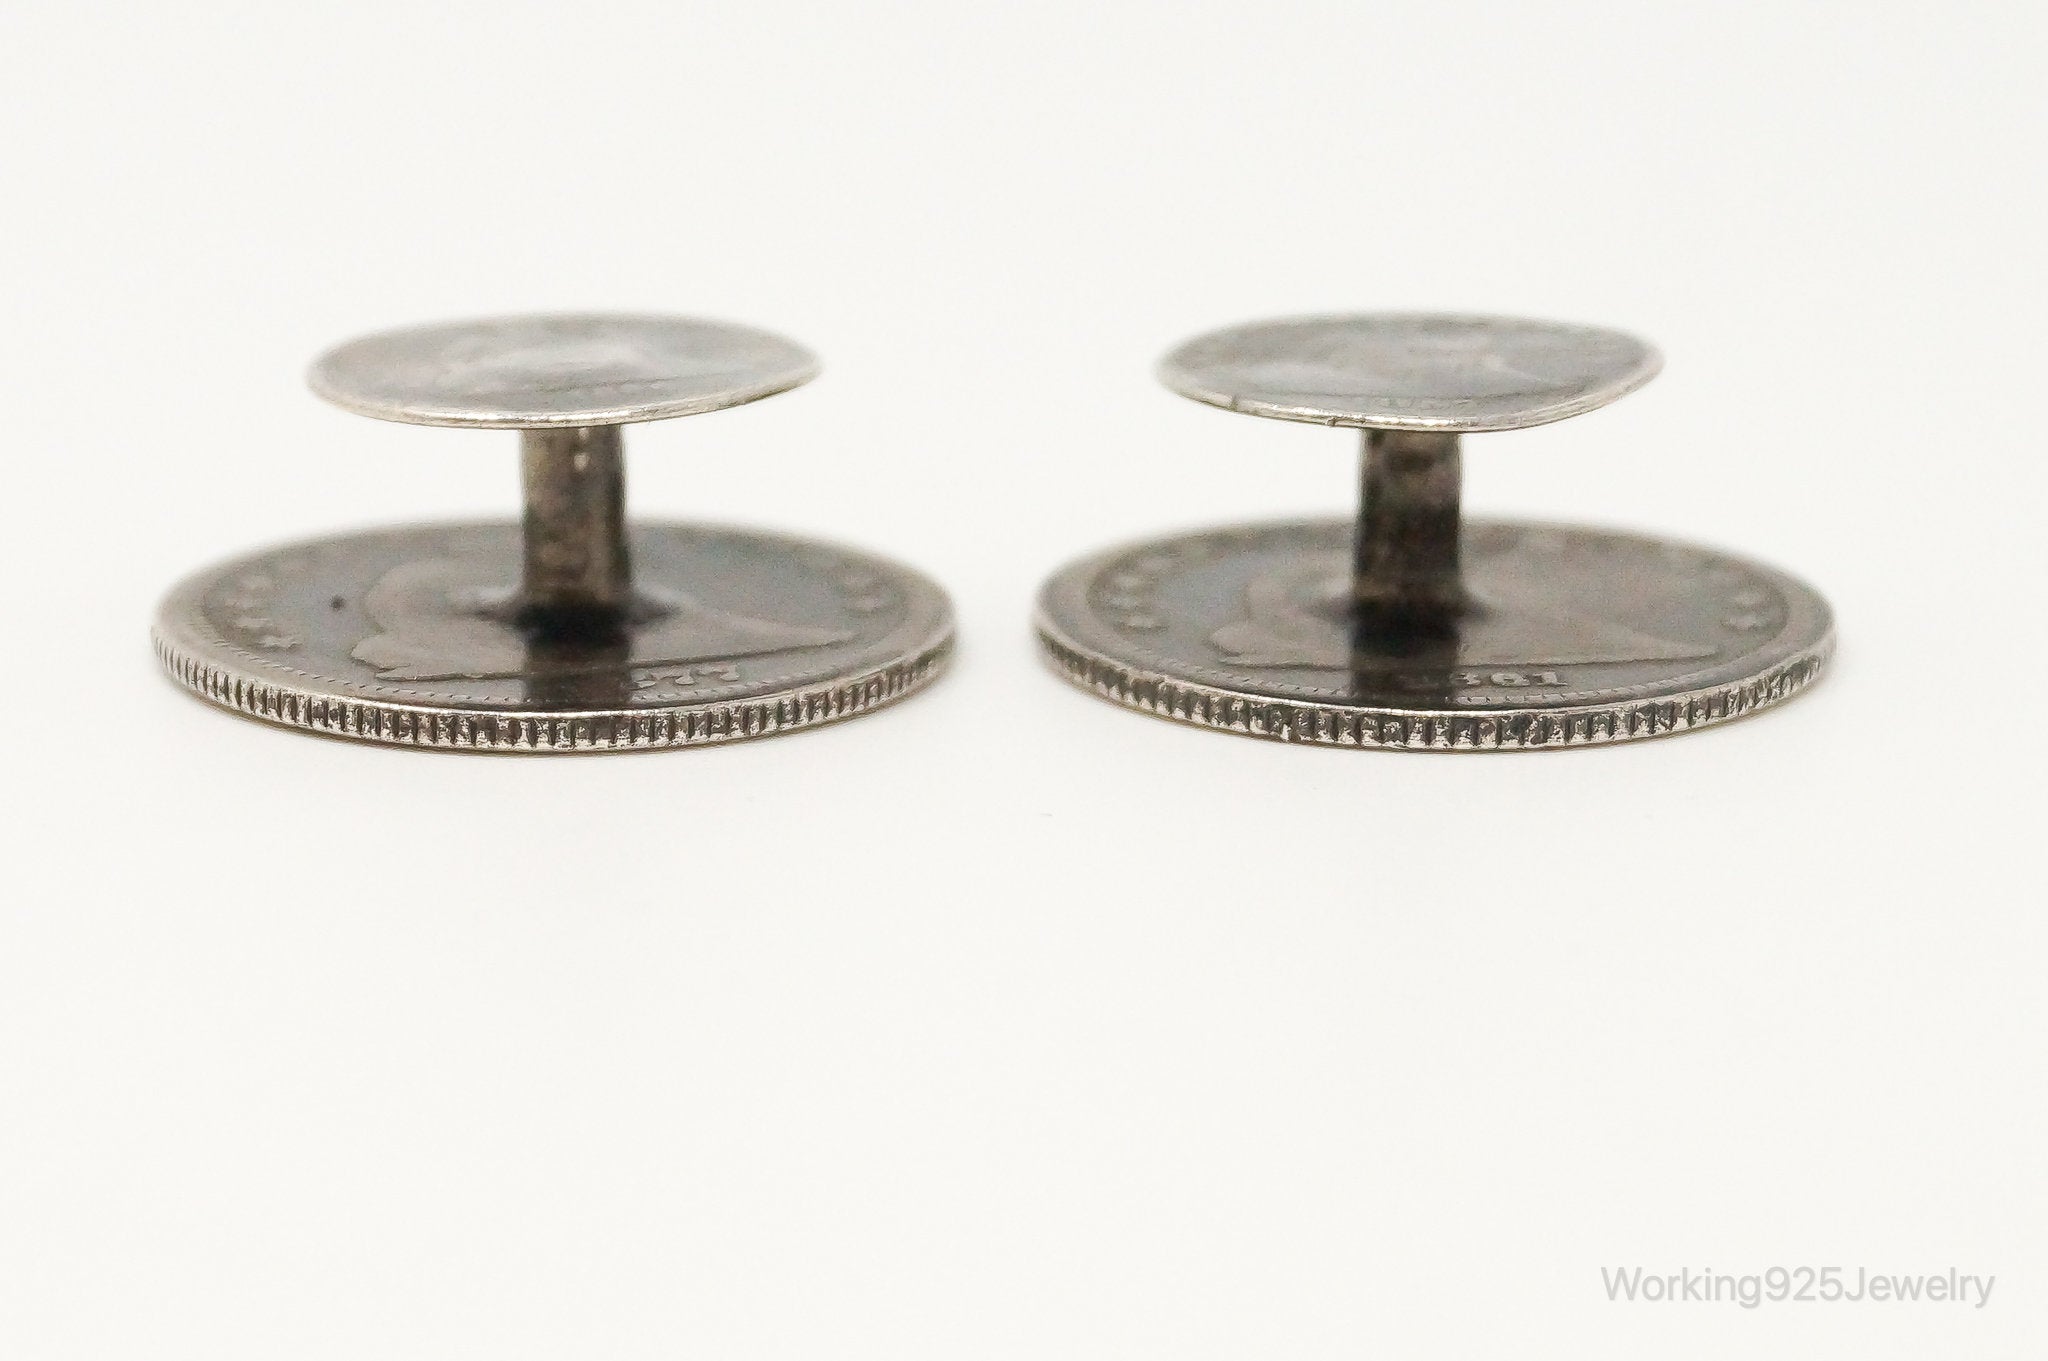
[3,4,2043,1358]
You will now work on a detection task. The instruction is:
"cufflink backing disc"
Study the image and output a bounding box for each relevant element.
[154,314,952,752]
[1036,314,1833,750]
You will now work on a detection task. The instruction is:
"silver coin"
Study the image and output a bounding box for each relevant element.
[308,314,820,428]
[156,522,953,752]
[1036,519,1832,750]
[1159,314,1661,431]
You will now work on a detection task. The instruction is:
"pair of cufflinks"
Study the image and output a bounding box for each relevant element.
[154,312,1832,752]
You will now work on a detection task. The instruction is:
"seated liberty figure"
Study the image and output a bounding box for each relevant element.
[351,557,852,682]
[1210,546,1714,671]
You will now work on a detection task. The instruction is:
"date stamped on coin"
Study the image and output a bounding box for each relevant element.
[630,663,745,699]
[1379,670,1566,690]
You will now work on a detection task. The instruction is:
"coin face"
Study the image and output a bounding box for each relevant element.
[1159,314,1661,431]
[155,522,952,751]
[308,314,820,428]
[1036,519,1832,749]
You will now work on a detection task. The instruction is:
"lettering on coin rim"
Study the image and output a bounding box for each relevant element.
[171,521,945,706]
[1035,517,1833,747]
[1061,519,1816,707]
[154,520,955,750]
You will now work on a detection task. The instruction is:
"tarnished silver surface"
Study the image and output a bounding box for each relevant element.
[1037,520,1830,749]
[1160,314,1660,431]
[156,522,951,751]
[157,313,952,751]
[309,314,819,428]
[1039,312,1832,749]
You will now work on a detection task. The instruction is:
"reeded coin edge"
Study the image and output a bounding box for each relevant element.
[154,626,952,754]
[1035,616,1832,751]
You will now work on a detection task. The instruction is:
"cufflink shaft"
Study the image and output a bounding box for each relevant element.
[520,425,631,621]
[1355,428,1464,624]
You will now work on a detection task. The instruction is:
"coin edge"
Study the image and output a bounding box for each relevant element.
[1033,518,1834,751]
[152,521,955,753]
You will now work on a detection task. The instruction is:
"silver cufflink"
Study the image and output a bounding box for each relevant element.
[1036,313,1833,749]
[153,314,954,751]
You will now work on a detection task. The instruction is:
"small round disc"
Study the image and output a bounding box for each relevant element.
[155,523,952,752]
[1036,520,1831,750]
[1159,314,1661,431]
[308,314,820,428]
